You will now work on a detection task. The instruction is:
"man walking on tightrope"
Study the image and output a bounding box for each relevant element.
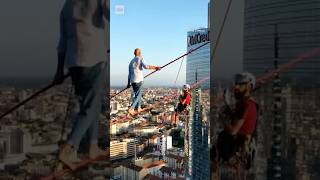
[53,0,109,170]
[127,48,161,115]
[216,72,258,168]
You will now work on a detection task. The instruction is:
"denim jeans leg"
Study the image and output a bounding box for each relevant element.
[87,63,107,144]
[67,62,104,147]
[136,82,143,109]
[130,82,143,110]
[86,95,100,145]
[130,83,139,109]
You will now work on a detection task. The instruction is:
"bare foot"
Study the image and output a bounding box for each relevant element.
[137,108,144,113]
[59,144,81,170]
[128,108,136,116]
[89,144,107,160]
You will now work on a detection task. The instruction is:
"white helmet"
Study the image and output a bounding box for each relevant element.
[234,72,256,90]
[183,84,191,90]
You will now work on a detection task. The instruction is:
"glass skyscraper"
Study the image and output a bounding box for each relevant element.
[185,84,210,180]
[244,0,320,84]
[186,28,210,89]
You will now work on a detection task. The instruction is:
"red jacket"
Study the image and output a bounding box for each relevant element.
[180,91,191,106]
[237,98,257,135]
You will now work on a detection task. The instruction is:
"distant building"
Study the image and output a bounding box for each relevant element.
[186,28,210,89]
[121,163,147,180]
[115,159,166,180]
[110,120,130,135]
[112,101,119,111]
[157,135,172,157]
[148,135,158,146]
[164,153,184,170]
[135,154,161,167]
[134,126,159,136]
[108,164,122,180]
[159,166,184,179]
[0,126,30,170]
[10,129,23,154]
[143,174,162,180]
[110,140,126,160]
[166,147,184,157]
[0,134,9,161]
[111,101,120,114]
[142,160,166,177]
[110,138,137,161]
[0,126,31,156]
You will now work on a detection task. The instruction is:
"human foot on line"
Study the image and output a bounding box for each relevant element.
[89,145,108,160]
[128,108,136,115]
[137,108,144,113]
[59,145,81,170]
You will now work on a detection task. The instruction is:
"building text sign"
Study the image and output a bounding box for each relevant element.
[187,31,210,47]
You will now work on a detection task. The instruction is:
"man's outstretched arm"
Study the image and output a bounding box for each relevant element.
[147,65,161,71]
[141,58,161,71]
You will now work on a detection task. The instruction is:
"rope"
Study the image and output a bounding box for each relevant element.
[256,47,320,86]
[173,56,185,107]
[110,42,210,99]
[54,85,74,170]
[210,47,320,108]
[211,0,233,65]
[174,56,185,85]
[0,73,70,120]
[0,36,209,119]
[112,74,209,123]
[58,85,74,145]
[0,50,110,120]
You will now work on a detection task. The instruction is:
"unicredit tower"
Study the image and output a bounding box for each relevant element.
[186,28,210,89]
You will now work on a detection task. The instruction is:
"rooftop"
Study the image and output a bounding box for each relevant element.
[121,163,143,172]
[160,166,184,175]
[143,174,162,180]
[165,154,183,163]
[143,160,165,169]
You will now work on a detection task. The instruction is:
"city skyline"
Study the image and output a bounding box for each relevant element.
[110,0,209,87]
[109,84,210,179]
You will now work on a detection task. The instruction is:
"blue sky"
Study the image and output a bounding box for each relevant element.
[111,0,209,87]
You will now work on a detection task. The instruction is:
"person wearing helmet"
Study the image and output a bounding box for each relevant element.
[216,72,258,168]
[171,84,191,126]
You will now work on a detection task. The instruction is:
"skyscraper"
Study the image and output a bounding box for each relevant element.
[244,0,320,84]
[186,28,210,89]
[185,76,210,180]
[243,1,320,179]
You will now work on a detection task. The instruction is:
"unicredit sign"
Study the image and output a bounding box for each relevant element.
[187,31,209,47]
